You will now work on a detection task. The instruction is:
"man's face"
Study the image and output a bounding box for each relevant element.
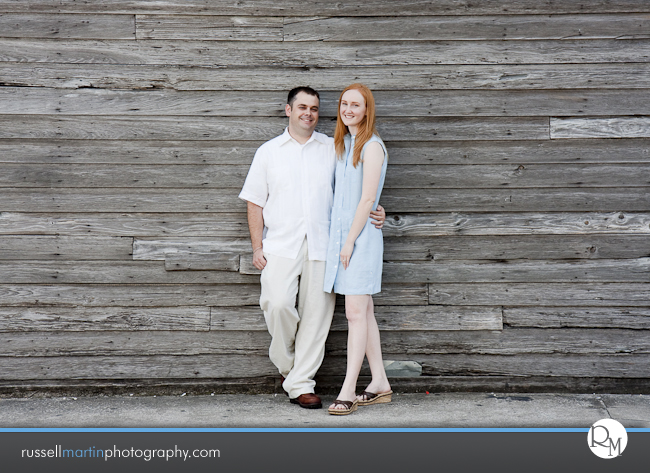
[285,92,319,135]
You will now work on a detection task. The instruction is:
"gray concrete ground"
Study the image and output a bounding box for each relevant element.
[1,393,649,428]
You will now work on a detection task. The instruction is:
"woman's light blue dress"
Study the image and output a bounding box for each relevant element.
[323,133,388,295]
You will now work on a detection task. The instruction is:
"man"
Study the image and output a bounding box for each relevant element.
[239,87,385,409]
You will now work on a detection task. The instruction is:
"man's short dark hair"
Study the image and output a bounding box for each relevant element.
[287,87,320,108]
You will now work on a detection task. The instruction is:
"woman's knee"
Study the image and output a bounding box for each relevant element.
[345,296,370,323]
[345,307,365,323]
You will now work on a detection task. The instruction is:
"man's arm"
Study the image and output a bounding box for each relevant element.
[370,204,385,229]
[247,201,267,270]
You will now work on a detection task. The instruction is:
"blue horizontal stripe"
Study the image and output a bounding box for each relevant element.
[5,427,648,433]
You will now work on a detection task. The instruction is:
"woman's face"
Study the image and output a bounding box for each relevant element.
[340,89,367,130]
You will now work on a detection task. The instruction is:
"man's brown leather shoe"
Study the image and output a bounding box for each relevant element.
[280,376,288,396]
[289,393,322,409]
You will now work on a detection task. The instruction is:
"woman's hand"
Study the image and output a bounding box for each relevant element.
[340,242,354,270]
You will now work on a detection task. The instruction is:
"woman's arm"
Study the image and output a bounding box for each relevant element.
[340,141,385,270]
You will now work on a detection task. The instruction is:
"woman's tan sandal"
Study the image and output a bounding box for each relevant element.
[358,390,393,406]
[328,399,359,415]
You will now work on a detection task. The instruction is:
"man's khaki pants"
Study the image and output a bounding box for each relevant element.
[260,238,336,399]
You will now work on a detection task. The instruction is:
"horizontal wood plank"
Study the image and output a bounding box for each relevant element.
[385,139,650,165]
[381,188,650,213]
[0,163,250,188]
[4,328,649,357]
[136,15,282,41]
[384,234,650,260]
[0,212,249,236]
[0,260,259,284]
[0,376,280,394]
[366,354,650,378]
[0,139,262,164]
[0,284,427,307]
[0,284,262,307]
[1,139,650,165]
[164,252,240,271]
[4,239,647,279]
[4,136,629,167]
[0,188,245,212]
[3,87,650,117]
[504,307,650,329]
[381,188,650,212]
[3,188,649,213]
[0,88,286,117]
[4,63,650,90]
[384,258,650,283]
[0,354,277,379]
[133,238,250,260]
[0,115,550,141]
[345,376,650,393]
[210,306,503,331]
[2,212,648,237]
[6,163,649,188]
[0,236,133,260]
[1,39,649,66]
[328,329,650,356]
[384,164,650,189]
[5,375,639,394]
[1,353,647,379]
[133,234,650,262]
[429,283,650,306]
[384,212,650,236]
[0,306,210,331]
[0,115,286,141]
[1,1,649,15]
[162,237,650,267]
[0,13,135,39]
[0,331,273,356]
[551,117,650,138]
[285,14,650,41]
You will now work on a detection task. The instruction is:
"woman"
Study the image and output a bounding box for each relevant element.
[323,83,392,415]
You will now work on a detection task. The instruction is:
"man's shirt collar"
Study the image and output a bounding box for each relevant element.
[280,127,328,146]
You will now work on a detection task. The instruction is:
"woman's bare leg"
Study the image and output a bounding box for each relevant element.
[329,294,370,411]
[358,296,391,399]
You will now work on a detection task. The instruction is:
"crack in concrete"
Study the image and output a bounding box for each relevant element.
[596,395,613,419]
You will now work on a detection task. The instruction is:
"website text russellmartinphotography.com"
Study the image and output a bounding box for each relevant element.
[20,444,220,462]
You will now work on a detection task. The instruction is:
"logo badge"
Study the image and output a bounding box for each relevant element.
[588,419,627,459]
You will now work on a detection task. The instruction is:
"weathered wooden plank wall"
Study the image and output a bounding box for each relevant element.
[0,0,649,394]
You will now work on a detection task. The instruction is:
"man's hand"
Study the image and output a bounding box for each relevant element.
[370,204,386,229]
[253,248,267,270]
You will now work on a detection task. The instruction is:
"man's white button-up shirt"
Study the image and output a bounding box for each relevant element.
[239,128,336,261]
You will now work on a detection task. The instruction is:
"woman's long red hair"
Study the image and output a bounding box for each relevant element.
[334,83,377,168]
